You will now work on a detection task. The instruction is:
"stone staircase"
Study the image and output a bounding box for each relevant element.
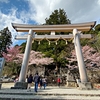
[0,86,100,100]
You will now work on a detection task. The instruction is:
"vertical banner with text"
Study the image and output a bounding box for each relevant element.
[0,58,5,76]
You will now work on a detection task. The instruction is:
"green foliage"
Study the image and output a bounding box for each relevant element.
[32,41,38,51]
[90,32,100,53]
[45,8,71,25]
[37,40,49,52]
[0,27,12,57]
[95,24,100,32]
[20,42,26,53]
[3,62,21,76]
[80,39,90,46]
[84,27,100,52]
[80,29,97,47]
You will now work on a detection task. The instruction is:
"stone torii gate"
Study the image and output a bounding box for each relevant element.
[12,21,96,89]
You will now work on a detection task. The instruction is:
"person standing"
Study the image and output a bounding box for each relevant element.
[27,74,33,91]
[57,76,61,87]
[42,77,47,89]
[26,75,28,82]
[39,76,43,89]
[33,73,40,92]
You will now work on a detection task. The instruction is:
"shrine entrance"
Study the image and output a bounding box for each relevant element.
[12,21,96,89]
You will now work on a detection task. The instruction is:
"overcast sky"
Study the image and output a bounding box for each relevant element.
[0,0,100,45]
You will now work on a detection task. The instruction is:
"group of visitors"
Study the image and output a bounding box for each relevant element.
[26,73,47,92]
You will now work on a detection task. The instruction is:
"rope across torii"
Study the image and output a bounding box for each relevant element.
[12,21,96,89]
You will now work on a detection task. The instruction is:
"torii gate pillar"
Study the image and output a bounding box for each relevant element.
[73,29,92,89]
[13,29,34,89]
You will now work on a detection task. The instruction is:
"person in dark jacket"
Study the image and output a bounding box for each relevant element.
[33,73,40,92]
[27,74,33,91]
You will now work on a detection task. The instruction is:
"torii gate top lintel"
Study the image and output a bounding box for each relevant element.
[12,21,96,32]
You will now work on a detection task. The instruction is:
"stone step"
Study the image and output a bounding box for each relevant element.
[0,91,100,96]
[0,86,100,100]
[0,93,100,100]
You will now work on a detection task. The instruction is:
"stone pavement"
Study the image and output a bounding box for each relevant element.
[0,83,100,100]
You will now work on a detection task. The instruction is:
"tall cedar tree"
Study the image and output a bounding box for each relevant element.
[32,9,71,72]
[45,9,71,25]
[0,27,12,57]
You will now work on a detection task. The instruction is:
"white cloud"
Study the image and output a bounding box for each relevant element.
[98,0,100,5]
[0,0,9,3]
[26,0,100,24]
[25,0,63,24]
[1,0,100,46]
[0,8,27,46]
[26,0,51,24]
